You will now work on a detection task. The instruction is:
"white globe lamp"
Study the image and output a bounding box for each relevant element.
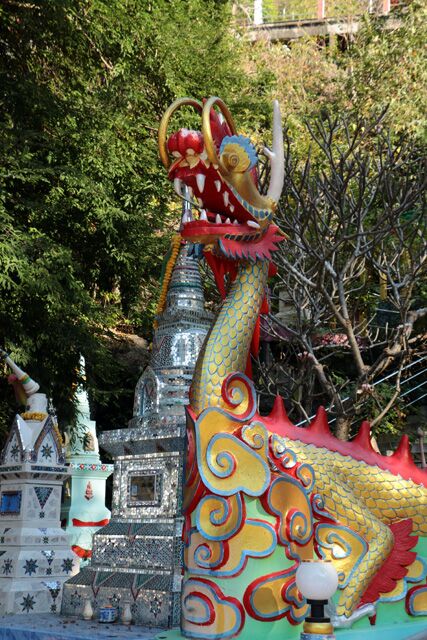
[296,560,338,639]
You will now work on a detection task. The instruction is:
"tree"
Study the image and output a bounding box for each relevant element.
[0,0,261,441]
[344,1,427,142]
[239,1,427,149]
[256,111,426,441]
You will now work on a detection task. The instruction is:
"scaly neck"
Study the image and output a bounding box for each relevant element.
[190,260,269,415]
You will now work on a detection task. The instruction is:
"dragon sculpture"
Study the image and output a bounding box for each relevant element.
[158,97,427,639]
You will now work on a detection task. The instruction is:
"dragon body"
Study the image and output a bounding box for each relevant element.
[158,97,427,639]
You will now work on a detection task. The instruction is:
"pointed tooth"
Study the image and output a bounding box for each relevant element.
[174,178,182,196]
[233,219,239,226]
[218,113,225,125]
[214,180,221,192]
[247,220,260,229]
[223,192,229,207]
[225,218,231,224]
[196,174,206,193]
[181,212,189,225]
[229,204,235,213]
[200,209,208,221]
[215,214,222,224]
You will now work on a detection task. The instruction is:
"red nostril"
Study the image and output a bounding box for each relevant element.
[185,130,204,154]
[175,129,204,156]
[167,132,179,153]
[168,129,204,159]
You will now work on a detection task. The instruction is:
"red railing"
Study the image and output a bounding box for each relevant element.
[233,0,404,25]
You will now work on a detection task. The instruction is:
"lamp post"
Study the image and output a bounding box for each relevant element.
[296,560,339,640]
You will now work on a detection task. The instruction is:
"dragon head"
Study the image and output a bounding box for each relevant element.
[158,97,285,264]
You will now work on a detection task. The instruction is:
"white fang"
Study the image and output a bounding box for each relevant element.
[196,174,206,193]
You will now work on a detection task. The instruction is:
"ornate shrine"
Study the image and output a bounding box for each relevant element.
[61,237,212,627]
[156,96,427,639]
[0,352,76,615]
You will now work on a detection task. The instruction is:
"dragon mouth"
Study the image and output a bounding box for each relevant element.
[166,132,284,262]
[180,215,264,244]
[170,163,262,217]
[169,161,271,245]
[160,97,285,265]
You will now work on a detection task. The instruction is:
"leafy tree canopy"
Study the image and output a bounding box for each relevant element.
[0,0,258,436]
[0,0,425,443]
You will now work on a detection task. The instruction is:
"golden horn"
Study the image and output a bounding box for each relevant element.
[158,97,203,169]
[201,97,237,173]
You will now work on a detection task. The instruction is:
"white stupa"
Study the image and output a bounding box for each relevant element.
[0,351,76,614]
[61,357,113,568]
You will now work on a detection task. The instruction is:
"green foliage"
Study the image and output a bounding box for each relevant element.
[0,0,425,442]
[0,0,250,437]
[344,2,427,140]
[244,1,427,151]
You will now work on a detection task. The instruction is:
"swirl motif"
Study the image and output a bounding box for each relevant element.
[315,523,368,589]
[287,508,311,545]
[296,463,315,492]
[221,373,257,420]
[270,435,297,468]
[322,530,352,559]
[311,493,335,522]
[279,449,297,469]
[183,591,215,625]
[200,430,270,497]
[196,493,244,541]
[271,434,287,457]
[194,541,226,569]
[186,520,276,578]
[243,566,308,624]
[206,443,237,479]
[181,578,245,639]
[241,422,268,453]
[263,475,313,547]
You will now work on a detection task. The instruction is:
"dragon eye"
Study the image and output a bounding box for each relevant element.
[221,148,251,173]
[219,135,258,172]
[228,154,240,168]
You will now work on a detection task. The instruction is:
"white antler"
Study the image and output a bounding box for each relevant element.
[0,348,40,396]
[265,100,284,204]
